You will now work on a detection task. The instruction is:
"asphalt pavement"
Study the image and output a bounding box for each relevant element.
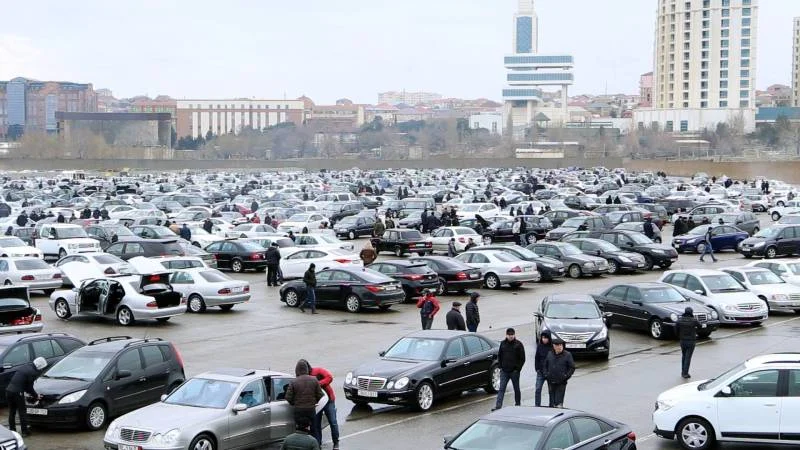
[10,214,798,450]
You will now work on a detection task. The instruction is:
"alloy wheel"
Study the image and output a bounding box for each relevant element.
[284,290,299,307]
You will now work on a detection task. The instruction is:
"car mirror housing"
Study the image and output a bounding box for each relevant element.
[693,290,705,296]
[115,369,132,380]
[379,351,386,357]
[441,358,457,368]
[720,386,732,396]
[233,403,248,413]
[160,394,168,402]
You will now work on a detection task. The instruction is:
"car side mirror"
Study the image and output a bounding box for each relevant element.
[233,403,248,413]
[0,364,11,372]
[160,394,168,402]
[627,242,634,247]
[693,289,705,296]
[443,435,454,447]
[441,358,457,368]
[596,250,602,256]
[115,369,132,380]
[632,301,643,306]
[720,386,732,396]
[603,312,613,318]
[379,351,386,357]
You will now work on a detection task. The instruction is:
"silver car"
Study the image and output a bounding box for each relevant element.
[169,268,250,313]
[103,368,300,450]
[0,257,63,294]
[54,252,132,286]
[454,249,540,289]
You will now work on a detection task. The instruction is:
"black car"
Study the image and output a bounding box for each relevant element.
[322,201,363,225]
[128,225,179,241]
[279,267,405,313]
[563,195,602,211]
[480,244,566,280]
[371,229,433,257]
[568,238,647,274]
[85,224,137,250]
[368,260,439,301]
[358,196,381,209]
[535,294,610,359]
[203,239,267,273]
[105,238,185,261]
[593,282,719,339]
[481,215,553,245]
[0,333,85,402]
[29,336,185,430]
[542,209,591,228]
[738,225,800,259]
[333,215,376,240]
[408,256,483,295]
[343,330,499,411]
[528,242,609,279]
[566,230,678,270]
[444,406,637,450]
[546,215,612,241]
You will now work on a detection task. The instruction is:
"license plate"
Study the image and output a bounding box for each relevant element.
[673,244,680,248]
[232,286,243,293]
[637,263,645,268]
[120,445,141,450]
[701,323,707,328]
[27,408,47,415]
[524,266,533,272]
[469,273,480,279]
[566,343,586,349]
[357,390,378,398]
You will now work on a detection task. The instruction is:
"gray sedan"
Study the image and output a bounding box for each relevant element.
[0,257,63,294]
[169,268,250,313]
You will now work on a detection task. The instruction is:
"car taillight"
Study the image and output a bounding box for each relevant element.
[34,312,42,322]
[426,242,432,247]
[333,259,351,264]
[456,272,468,280]
[250,253,262,260]
[627,432,636,441]
[218,288,231,295]
[243,286,250,293]
[149,275,161,282]
[365,285,383,293]
[11,315,33,326]
[146,301,158,308]
[404,274,423,281]
[20,275,33,281]
[458,237,465,243]
[171,343,185,368]
[52,273,62,279]
[510,266,522,273]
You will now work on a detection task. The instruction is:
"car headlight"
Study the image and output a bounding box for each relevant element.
[150,429,181,445]
[10,431,24,448]
[386,381,395,389]
[583,262,594,268]
[657,399,677,411]
[593,327,607,341]
[651,249,665,254]
[541,263,555,268]
[753,241,766,248]
[710,309,719,319]
[723,304,737,312]
[68,243,78,249]
[58,389,87,404]
[345,372,353,384]
[394,377,410,389]
[771,294,789,302]
[670,313,679,322]
[104,420,121,440]
[618,256,631,263]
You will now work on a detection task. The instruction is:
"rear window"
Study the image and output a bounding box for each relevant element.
[400,231,423,240]
[238,242,266,252]
[14,259,51,270]
[494,253,521,262]
[357,269,395,283]
[406,265,432,274]
[94,255,125,264]
[198,270,232,283]
[161,243,184,255]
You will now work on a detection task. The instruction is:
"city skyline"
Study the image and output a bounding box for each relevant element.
[1,0,798,103]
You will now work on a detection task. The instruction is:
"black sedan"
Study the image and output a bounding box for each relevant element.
[203,239,267,273]
[343,330,499,411]
[444,406,637,450]
[592,282,720,340]
[371,229,433,257]
[528,242,609,279]
[568,238,647,274]
[408,255,483,295]
[565,229,678,270]
[367,260,439,301]
[481,215,553,245]
[333,215,376,240]
[534,294,610,359]
[480,244,565,280]
[279,267,405,313]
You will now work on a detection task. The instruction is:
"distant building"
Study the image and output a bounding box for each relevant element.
[639,72,653,107]
[794,17,800,107]
[307,103,365,130]
[364,104,399,125]
[378,91,442,106]
[175,99,304,139]
[0,77,97,140]
[129,96,177,127]
[469,112,503,134]
[56,112,173,151]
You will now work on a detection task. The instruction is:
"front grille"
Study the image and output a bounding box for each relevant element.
[120,428,152,443]
[78,243,95,248]
[357,376,386,391]
[737,303,762,312]
[557,332,595,342]
[789,294,800,302]
[0,439,17,450]
[694,313,708,322]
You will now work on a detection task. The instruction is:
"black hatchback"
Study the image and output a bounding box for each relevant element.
[203,239,268,273]
[367,260,439,301]
[29,336,185,431]
[408,256,483,295]
[105,238,185,261]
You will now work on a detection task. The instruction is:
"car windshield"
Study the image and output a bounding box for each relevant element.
[165,378,238,409]
[287,214,311,222]
[561,217,585,228]
[448,420,544,450]
[559,244,582,256]
[199,270,232,282]
[701,275,745,293]
[54,227,88,238]
[0,237,26,247]
[43,351,113,381]
[627,233,653,244]
[779,215,800,224]
[0,296,29,309]
[401,231,423,240]
[641,287,687,303]
[699,362,746,391]
[754,227,781,238]
[745,271,784,285]
[383,337,446,361]
[545,302,599,319]
[687,225,711,235]
[14,259,50,270]
[149,226,174,236]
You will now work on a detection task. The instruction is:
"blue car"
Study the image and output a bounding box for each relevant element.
[671,224,749,253]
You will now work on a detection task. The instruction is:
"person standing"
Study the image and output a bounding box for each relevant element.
[179,223,192,241]
[677,307,700,379]
[300,264,317,314]
[280,416,320,450]
[265,242,281,287]
[534,331,553,407]
[672,216,687,237]
[465,292,480,332]
[464,237,477,251]
[416,290,440,330]
[373,218,386,237]
[202,218,214,234]
[285,359,324,443]
[307,361,340,450]
[544,338,575,408]
[512,217,521,245]
[445,302,466,330]
[359,240,377,265]
[518,216,528,245]
[447,238,457,257]
[643,216,655,240]
[699,226,717,262]
[493,328,525,411]
[6,357,47,436]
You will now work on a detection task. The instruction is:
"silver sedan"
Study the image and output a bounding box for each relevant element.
[0,257,63,294]
[54,252,132,286]
[454,249,541,289]
[169,268,250,313]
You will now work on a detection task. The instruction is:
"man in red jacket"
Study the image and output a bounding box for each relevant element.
[307,361,340,449]
[416,290,441,330]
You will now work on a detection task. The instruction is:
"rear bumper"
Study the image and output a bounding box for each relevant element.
[131,305,186,320]
[361,292,406,307]
[204,293,251,306]
[0,323,44,334]
[498,271,541,284]
[444,279,483,291]
[19,280,63,290]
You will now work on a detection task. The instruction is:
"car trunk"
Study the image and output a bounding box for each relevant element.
[0,286,37,326]
[140,273,182,308]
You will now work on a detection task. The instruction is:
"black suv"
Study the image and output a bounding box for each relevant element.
[0,333,85,402]
[30,336,185,430]
[105,238,185,260]
[564,230,678,270]
[323,201,363,225]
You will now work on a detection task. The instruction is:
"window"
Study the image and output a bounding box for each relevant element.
[721,40,728,49]
[605,286,627,301]
[720,91,728,99]
[729,370,780,397]
[702,20,709,28]
[743,28,750,37]
[116,349,143,372]
[721,29,729,38]
[686,276,704,293]
[170,272,193,284]
[2,344,30,366]
[445,340,464,359]
[743,8,751,17]
[720,100,728,107]
[740,90,749,98]
[58,338,83,353]
[742,49,750,58]
[740,100,749,107]
[141,346,166,367]
[463,336,485,355]
[544,422,576,449]
[721,9,729,18]
[571,417,612,442]
[721,60,728,68]
[666,121,674,132]
[741,38,750,47]
[720,80,728,89]
[740,69,749,78]
[789,370,800,397]
[239,379,267,407]
[32,340,60,359]
[741,80,749,88]
[721,19,729,28]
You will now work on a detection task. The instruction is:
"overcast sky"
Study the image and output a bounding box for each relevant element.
[0,0,797,104]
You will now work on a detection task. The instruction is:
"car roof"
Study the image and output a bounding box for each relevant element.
[625,281,673,289]
[545,293,595,303]
[403,330,473,339]
[378,259,427,267]
[480,406,576,426]
[195,368,289,382]
[0,332,80,346]
[723,266,768,273]
[664,268,727,276]
[745,353,800,368]
[83,336,166,352]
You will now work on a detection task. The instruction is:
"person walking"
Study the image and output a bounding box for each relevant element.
[416,290,440,330]
[265,242,281,287]
[544,338,575,408]
[285,359,325,443]
[373,218,386,237]
[280,416,320,450]
[534,331,553,407]
[306,361,340,449]
[6,357,47,436]
[465,292,480,332]
[512,217,521,246]
[179,223,192,241]
[447,238,457,257]
[677,307,700,379]
[699,226,717,262]
[300,264,317,313]
[359,240,377,265]
[643,216,655,240]
[493,328,525,411]
[445,302,466,330]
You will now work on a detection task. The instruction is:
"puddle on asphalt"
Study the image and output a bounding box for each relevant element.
[329,319,400,325]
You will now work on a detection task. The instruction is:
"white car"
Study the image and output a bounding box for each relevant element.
[277,213,329,234]
[456,203,502,220]
[224,223,278,238]
[454,249,540,289]
[0,236,43,259]
[279,248,363,280]
[428,226,481,253]
[106,204,138,219]
[35,223,102,259]
[169,268,250,313]
[659,269,768,325]
[186,227,224,248]
[0,257,63,294]
[653,353,800,450]
[295,233,355,252]
[722,266,800,313]
[770,199,800,221]
[55,252,132,285]
[746,260,800,286]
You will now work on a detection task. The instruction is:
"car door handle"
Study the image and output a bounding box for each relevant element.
[138,377,147,382]
[763,403,777,407]
[260,407,270,414]
[462,361,471,366]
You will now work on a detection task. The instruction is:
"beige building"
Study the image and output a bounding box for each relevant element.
[175,99,304,139]
[793,17,800,106]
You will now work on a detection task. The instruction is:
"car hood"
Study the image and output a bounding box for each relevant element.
[748,283,800,295]
[114,401,225,430]
[635,243,673,251]
[741,236,767,244]
[548,226,577,235]
[34,376,92,397]
[657,300,712,315]
[543,318,604,334]
[674,233,703,241]
[564,253,605,263]
[352,357,429,380]
[657,380,707,402]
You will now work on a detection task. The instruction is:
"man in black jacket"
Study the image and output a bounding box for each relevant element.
[445,302,466,330]
[534,331,552,407]
[465,292,480,332]
[266,243,281,287]
[286,359,324,442]
[677,307,700,378]
[300,264,317,313]
[6,356,47,436]
[493,328,525,411]
[544,338,575,408]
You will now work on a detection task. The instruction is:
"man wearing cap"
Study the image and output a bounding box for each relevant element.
[6,356,47,436]
[493,328,526,411]
[465,292,480,332]
[676,307,700,379]
[416,291,441,330]
[544,338,575,408]
[446,302,466,331]
[266,242,281,287]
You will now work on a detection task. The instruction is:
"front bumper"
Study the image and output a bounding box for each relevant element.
[498,271,541,284]
[616,259,647,271]
[648,252,678,266]
[768,298,800,310]
[343,386,416,406]
[559,338,610,354]
[537,265,566,279]
[203,293,250,307]
[581,264,609,275]
[104,441,183,450]
[25,403,86,428]
[717,311,768,324]
[738,245,766,257]
[665,320,720,334]
[131,305,186,320]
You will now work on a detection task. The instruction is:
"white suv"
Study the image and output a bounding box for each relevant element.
[35,224,102,259]
[653,353,800,450]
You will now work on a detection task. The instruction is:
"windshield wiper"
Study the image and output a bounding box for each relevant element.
[45,375,87,381]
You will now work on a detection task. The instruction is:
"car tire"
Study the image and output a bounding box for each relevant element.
[484,273,501,290]
[231,258,244,273]
[2,280,10,286]
[771,212,781,221]
[483,235,492,245]
[283,289,300,307]
[752,227,760,234]
[54,298,71,319]
[345,294,362,313]
[484,364,501,393]
[661,261,673,269]
[695,243,706,254]
[526,234,537,245]
[676,417,715,450]
[189,433,217,450]
[85,401,108,431]
[349,231,356,240]
[413,381,435,411]
[436,278,447,295]
[116,306,134,326]
[765,246,778,259]
[649,318,665,340]
[394,246,403,257]
[608,260,619,274]
[219,304,234,311]
[568,264,582,279]
[644,255,655,271]
[188,294,206,313]
[58,248,67,259]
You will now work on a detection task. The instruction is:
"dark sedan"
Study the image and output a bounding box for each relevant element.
[480,244,565,280]
[279,267,405,313]
[592,282,719,339]
[565,230,678,270]
[528,242,609,279]
[371,229,433,257]
[408,255,483,295]
[203,239,267,273]
[368,260,439,301]
[481,215,553,245]
[534,294,610,359]
[444,406,637,450]
[333,215,376,240]
[671,224,749,254]
[569,238,647,274]
[343,330,499,411]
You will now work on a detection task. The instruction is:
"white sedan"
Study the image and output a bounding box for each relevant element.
[721,266,800,313]
[277,213,330,234]
[55,252,132,284]
[279,248,363,280]
[186,227,224,248]
[456,203,502,220]
[295,233,355,252]
[169,268,250,313]
[454,249,540,289]
[429,227,481,253]
[0,257,63,294]
[224,223,279,238]
[0,236,43,259]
